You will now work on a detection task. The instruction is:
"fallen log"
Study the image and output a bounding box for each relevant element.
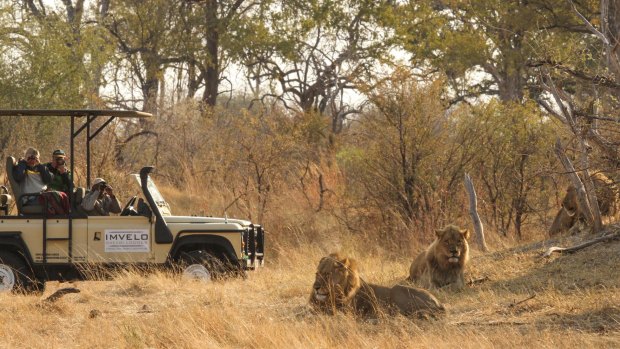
[543,231,620,257]
[42,287,81,303]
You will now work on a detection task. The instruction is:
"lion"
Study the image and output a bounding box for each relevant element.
[549,172,618,236]
[408,225,470,290]
[309,253,444,319]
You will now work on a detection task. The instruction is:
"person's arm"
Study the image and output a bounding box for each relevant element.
[107,194,122,214]
[13,160,27,182]
[60,171,71,192]
[65,171,72,185]
[37,164,53,184]
[81,190,100,211]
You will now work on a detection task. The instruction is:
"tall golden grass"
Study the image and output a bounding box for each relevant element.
[1,227,619,348]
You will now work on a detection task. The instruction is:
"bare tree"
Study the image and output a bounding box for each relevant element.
[247,0,393,133]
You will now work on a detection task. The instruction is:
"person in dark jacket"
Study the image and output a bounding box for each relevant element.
[14,147,69,214]
[45,149,72,194]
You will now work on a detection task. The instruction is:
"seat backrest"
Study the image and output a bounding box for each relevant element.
[0,185,11,215]
[73,187,85,209]
[5,156,23,212]
[5,156,45,215]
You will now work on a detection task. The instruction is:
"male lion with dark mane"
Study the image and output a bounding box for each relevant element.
[310,253,444,319]
[408,225,470,290]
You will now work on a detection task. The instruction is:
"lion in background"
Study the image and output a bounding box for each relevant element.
[408,225,470,290]
[310,253,445,319]
[549,172,618,236]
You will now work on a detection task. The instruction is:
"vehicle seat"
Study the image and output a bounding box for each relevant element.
[72,187,85,209]
[6,156,44,215]
[0,185,12,215]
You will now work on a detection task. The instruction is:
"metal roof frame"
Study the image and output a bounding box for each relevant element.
[0,109,153,188]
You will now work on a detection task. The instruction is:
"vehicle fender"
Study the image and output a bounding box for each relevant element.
[0,232,34,265]
[168,234,239,263]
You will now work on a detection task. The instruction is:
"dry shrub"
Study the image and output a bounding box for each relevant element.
[0,94,602,254]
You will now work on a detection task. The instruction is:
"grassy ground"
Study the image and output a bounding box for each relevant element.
[0,228,619,348]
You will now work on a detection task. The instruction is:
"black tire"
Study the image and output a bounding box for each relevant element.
[0,251,43,294]
[179,250,240,280]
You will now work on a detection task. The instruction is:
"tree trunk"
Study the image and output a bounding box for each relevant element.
[554,139,601,233]
[187,61,199,98]
[202,0,219,106]
[579,139,603,232]
[464,173,489,252]
[497,70,524,102]
[603,0,620,83]
[142,54,161,114]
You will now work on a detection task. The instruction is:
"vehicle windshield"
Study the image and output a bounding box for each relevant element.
[132,174,172,216]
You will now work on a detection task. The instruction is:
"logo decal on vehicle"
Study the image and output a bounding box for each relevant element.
[104,230,150,252]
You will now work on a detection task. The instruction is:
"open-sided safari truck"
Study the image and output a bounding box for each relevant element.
[0,110,264,292]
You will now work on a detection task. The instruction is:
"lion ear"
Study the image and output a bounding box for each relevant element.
[341,257,351,268]
[461,229,471,240]
[340,256,359,270]
[435,229,444,239]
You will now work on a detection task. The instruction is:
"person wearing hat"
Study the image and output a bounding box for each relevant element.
[14,147,52,206]
[80,178,121,216]
[14,147,69,214]
[45,149,72,194]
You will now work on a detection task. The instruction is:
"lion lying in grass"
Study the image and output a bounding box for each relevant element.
[310,253,444,319]
[408,225,470,290]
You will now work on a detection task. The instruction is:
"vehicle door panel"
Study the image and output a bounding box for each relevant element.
[87,216,153,263]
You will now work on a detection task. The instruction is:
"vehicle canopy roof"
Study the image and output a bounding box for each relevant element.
[0,109,152,118]
[0,109,153,188]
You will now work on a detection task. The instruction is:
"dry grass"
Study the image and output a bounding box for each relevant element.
[1,228,619,348]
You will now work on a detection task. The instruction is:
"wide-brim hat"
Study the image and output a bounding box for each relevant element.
[92,178,106,187]
[52,149,66,157]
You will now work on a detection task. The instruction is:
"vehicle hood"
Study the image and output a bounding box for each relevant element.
[165,215,252,226]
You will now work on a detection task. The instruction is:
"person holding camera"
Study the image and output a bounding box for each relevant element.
[45,149,72,194]
[80,178,121,216]
[14,147,69,214]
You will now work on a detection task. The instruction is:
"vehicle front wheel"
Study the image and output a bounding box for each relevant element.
[0,251,42,293]
[179,250,217,282]
[178,250,237,282]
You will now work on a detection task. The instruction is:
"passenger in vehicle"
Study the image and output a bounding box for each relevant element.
[14,147,70,214]
[80,178,121,216]
[45,149,72,194]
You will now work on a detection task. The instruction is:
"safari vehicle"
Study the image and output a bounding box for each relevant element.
[0,110,264,292]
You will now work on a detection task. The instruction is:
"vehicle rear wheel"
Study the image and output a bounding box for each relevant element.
[0,251,42,293]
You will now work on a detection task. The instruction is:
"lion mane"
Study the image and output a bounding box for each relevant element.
[310,253,444,318]
[408,225,470,290]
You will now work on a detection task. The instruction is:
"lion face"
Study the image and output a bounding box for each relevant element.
[434,225,470,265]
[311,253,360,307]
